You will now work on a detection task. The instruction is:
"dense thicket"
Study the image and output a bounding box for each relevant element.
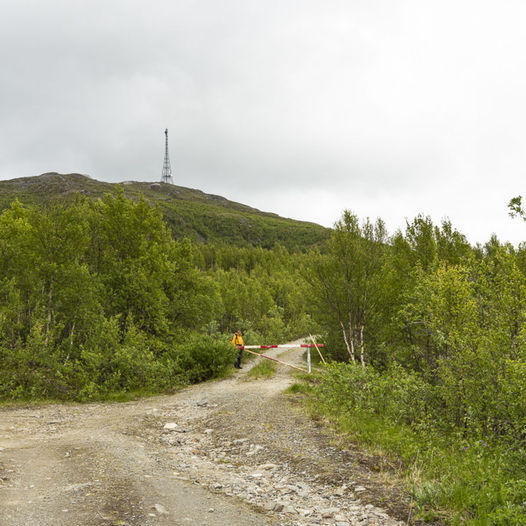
[307,210,526,524]
[0,192,309,400]
[194,243,314,342]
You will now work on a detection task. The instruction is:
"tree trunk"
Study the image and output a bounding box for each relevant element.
[348,309,356,363]
[45,280,53,345]
[359,324,365,367]
[339,319,354,362]
[64,322,75,365]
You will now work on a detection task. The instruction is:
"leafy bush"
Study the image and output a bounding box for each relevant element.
[312,362,526,524]
[176,334,236,384]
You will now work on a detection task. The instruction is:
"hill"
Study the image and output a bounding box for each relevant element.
[0,172,330,250]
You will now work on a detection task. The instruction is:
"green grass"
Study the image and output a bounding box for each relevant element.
[284,382,313,395]
[0,383,188,405]
[246,359,277,379]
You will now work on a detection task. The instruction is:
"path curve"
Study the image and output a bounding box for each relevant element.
[0,342,407,526]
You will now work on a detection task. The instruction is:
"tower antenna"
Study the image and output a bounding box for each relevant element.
[161,128,173,184]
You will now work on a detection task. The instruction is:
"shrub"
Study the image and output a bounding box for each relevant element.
[176,334,236,383]
[312,362,526,524]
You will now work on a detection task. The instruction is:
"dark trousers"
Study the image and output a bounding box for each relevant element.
[235,346,244,367]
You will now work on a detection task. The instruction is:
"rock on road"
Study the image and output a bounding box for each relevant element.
[0,342,408,526]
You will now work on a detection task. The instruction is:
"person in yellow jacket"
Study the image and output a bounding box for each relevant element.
[232,329,244,369]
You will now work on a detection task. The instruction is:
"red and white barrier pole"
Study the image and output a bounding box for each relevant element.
[241,343,325,374]
[241,347,308,373]
[244,344,324,349]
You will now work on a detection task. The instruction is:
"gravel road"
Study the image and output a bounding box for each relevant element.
[0,342,409,525]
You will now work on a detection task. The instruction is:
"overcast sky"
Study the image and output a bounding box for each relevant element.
[1,0,525,245]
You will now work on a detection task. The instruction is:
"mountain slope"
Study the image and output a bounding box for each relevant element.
[0,172,330,250]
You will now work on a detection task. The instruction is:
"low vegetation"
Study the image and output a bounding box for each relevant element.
[0,173,329,250]
[246,359,277,379]
[310,364,525,524]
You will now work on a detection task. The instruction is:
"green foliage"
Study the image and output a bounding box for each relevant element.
[509,195,526,221]
[0,175,323,402]
[0,194,309,401]
[197,243,315,343]
[305,210,387,364]
[0,173,330,251]
[305,207,526,523]
[312,363,526,524]
[176,334,237,384]
[3,176,525,524]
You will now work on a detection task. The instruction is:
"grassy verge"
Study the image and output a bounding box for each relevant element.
[297,368,526,525]
[0,385,187,406]
[246,359,277,379]
[284,381,312,395]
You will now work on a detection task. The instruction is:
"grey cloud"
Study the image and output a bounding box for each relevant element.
[0,0,525,243]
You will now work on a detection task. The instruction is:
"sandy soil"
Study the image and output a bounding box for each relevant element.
[0,343,410,526]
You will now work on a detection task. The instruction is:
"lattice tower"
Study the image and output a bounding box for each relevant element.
[161,128,173,184]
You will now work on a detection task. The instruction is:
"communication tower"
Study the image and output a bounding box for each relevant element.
[161,128,173,184]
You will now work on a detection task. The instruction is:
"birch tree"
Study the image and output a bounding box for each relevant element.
[307,211,387,365]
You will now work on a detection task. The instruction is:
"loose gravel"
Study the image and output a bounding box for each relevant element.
[0,342,410,525]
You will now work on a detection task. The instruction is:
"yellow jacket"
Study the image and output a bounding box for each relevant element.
[232,333,244,347]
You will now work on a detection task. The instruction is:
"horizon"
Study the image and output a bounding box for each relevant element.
[2,170,524,248]
[1,2,526,246]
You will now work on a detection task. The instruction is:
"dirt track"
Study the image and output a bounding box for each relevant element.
[0,343,408,526]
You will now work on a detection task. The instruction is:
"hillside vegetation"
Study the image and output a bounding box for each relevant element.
[0,173,524,524]
[0,172,329,250]
[0,188,313,400]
